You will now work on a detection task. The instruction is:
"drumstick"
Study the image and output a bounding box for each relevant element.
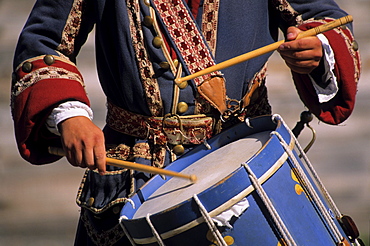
[175,15,353,84]
[48,147,197,183]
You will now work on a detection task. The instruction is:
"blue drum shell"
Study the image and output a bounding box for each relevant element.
[120,116,284,242]
[120,115,349,245]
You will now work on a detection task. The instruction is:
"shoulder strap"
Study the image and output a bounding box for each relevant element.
[151,0,228,114]
[151,0,222,85]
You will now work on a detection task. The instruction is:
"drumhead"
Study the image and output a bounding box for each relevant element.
[133,131,271,219]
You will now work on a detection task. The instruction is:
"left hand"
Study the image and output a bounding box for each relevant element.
[278,26,323,74]
[58,116,106,175]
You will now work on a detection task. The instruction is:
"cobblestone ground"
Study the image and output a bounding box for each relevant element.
[0,0,368,245]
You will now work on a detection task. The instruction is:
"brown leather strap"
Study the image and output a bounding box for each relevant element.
[242,63,268,108]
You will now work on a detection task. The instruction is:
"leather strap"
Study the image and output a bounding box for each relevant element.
[151,0,222,86]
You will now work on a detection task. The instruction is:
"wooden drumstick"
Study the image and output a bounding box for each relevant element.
[175,15,353,84]
[48,147,197,183]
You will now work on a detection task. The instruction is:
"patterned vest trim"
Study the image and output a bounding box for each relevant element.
[201,0,220,56]
[126,0,164,116]
[269,0,303,26]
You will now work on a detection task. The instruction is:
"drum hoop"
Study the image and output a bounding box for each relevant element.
[129,134,295,244]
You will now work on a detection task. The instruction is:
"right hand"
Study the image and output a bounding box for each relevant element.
[278,26,323,74]
[58,116,106,175]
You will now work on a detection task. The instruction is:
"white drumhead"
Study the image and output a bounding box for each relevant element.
[133,131,271,219]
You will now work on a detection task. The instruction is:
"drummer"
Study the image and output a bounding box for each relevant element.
[11,0,360,244]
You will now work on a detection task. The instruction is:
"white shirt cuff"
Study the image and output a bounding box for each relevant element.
[309,34,338,103]
[46,101,93,136]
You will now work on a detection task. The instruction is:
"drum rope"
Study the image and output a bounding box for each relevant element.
[271,130,343,243]
[193,194,228,246]
[290,132,341,217]
[146,213,166,246]
[274,114,342,218]
[119,216,138,246]
[243,164,297,246]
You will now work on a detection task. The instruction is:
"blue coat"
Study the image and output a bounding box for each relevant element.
[11,0,360,244]
[13,0,355,116]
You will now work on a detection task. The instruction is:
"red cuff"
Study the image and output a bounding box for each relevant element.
[11,55,90,164]
[292,18,360,125]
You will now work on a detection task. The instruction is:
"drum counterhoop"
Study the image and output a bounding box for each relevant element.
[120,115,353,246]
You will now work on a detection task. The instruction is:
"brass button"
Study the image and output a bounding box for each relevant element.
[159,61,170,70]
[112,206,121,214]
[22,61,33,73]
[143,0,150,6]
[341,25,347,30]
[173,145,185,155]
[152,36,163,48]
[177,102,188,114]
[143,16,153,27]
[352,40,359,51]
[87,197,95,207]
[173,59,179,68]
[177,81,188,89]
[43,55,55,65]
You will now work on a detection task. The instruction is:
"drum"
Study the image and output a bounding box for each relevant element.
[119,115,351,246]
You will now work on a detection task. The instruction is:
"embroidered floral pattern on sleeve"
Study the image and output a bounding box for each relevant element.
[11,55,85,109]
[301,18,361,84]
[57,0,85,56]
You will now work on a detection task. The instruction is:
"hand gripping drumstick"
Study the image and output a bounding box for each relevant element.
[175,15,353,84]
[48,147,197,183]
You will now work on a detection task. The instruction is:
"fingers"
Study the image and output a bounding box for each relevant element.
[80,145,106,175]
[64,147,84,168]
[63,142,106,175]
[285,26,300,41]
[64,144,107,175]
[279,44,322,74]
[93,144,107,175]
[59,116,106,175]
[278,27,323,74]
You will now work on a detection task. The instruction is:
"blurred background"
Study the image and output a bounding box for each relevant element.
[0,0,368,245]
